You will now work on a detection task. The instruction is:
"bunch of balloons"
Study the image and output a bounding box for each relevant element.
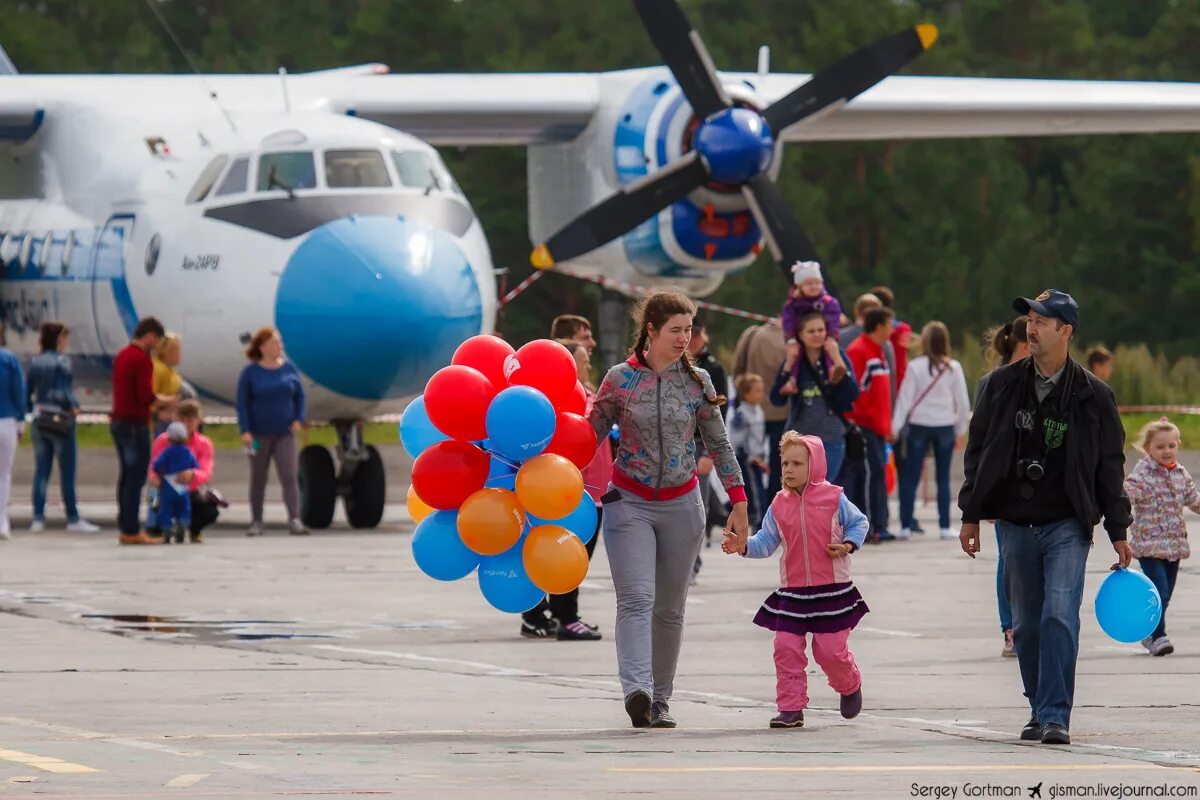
[399,335,599,613]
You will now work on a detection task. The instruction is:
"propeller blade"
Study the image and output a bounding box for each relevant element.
[531,151,709,268]
[742,174,836,295]
[763,24,938,135]
[634,0,731,120]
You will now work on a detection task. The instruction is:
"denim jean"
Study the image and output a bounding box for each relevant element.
[110,421,150,535]
[823,437,845,488]
[843,429,888,535]
[898,424,955,530]
[1137,557,1179,640]
[736,453,767,528]
[998,517,1090,729]
[996,526,1012,632]
[32,424,80,522]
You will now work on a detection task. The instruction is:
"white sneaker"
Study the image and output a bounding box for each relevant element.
[0,528,10,541]
[1151,636,1174,657]
[1140,635,1156,653]
[29,519,45,533]
[288,519,310,536]
[940,528,957,540]
[246,521,264,537]
[67,519,100,533]
[897,528,913,540]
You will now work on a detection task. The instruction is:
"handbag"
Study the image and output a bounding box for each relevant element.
[33,408,73,437]
[896,363,949,461]
[799,357,866,463]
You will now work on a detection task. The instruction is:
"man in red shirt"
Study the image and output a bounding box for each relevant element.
[111,317,166,544]
[844,307,895,543]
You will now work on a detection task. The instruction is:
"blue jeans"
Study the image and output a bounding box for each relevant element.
[736,453,766,528]
[32,425,80,522]
[1137,557,1179,640]
[110,421,150,535]
[823,437,845,487]
[898,424,955,529]
[843,429,888,535]
[998,518,1090,729]
[996,527,1012,632]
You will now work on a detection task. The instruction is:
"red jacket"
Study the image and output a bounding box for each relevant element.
[111,343,155,424]
[846,334,892,438]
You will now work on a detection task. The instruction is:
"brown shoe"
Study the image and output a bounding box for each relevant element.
[119,532,161,545]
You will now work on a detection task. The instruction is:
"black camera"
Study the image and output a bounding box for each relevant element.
[1017,458,1045,482]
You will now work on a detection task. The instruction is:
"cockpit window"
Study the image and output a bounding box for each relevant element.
[186,155,229,203]
[258,151,316,192]
[391,150,443,191]
[325,149,392,188]
[215,157,249,196]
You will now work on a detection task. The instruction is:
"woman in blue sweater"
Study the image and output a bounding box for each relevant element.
[237,327,308,536]
[770,312,859,485]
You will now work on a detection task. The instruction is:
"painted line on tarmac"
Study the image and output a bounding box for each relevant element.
[856,626,921,638]
[0,748,100,774]
[608,764,1189,774]
[0,716,272,773]
[165,773,210,788]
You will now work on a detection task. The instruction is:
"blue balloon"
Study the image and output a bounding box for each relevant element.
[412,510,480,581]
[485,386,556,463]
[477,541,546,613]
[1095,568,1162,643]
[399,396,449,459]
[530,495,599,545]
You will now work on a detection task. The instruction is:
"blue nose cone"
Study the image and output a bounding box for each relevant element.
[276,216,482,401]
[693,107,774,185]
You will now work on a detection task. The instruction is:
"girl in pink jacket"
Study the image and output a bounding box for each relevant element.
[1124,417,1197,657]
[724,431,869,728]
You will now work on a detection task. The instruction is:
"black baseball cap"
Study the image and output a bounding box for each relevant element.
[1013,289,1078,329]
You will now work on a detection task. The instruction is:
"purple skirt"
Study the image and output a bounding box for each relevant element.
[752,582,869,635]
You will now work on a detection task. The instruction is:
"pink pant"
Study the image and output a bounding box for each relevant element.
[774,629,861,712]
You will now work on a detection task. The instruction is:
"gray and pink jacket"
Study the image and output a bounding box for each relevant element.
[589,355,746,504]
[1124,455,1196,561]
[744,435,869,587]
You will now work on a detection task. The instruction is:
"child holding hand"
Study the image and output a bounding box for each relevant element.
[723,431,869,728]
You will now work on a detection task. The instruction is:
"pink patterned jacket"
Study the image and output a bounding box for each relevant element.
[1124,456,1197,561]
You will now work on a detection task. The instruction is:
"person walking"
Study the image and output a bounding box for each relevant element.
[0,321,23,541]
[734,317,790,498]
[843,307,895,542]
[110,317,167,545]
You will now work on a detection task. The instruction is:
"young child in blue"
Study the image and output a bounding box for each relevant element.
[154,421,198,544]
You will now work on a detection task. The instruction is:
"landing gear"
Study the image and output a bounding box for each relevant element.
[297,420,387,530]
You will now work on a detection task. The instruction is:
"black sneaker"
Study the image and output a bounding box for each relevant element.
[650,701,676,729]
[557,621,602,641]
[770,710,804,728]
[1020,716,1042,741]
[625,690,652,728]
[1041,723,1070,745]
[520,619,556,639]
[840,687,863,719]
[911,522,926,534]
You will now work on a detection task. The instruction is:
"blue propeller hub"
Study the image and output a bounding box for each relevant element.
[692,107,774,185]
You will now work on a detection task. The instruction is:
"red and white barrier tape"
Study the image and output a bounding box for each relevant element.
[1118,405,1200,416]
[497,270,545,308]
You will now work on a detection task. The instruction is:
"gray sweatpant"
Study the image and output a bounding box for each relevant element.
[248,433,300,523]
[603,485,706,703]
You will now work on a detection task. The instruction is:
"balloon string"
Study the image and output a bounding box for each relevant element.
[485,450,604,494]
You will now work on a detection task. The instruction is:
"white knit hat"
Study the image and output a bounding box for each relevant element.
[791,260,822,285]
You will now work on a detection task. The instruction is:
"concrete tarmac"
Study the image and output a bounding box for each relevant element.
[0,450,1197,797]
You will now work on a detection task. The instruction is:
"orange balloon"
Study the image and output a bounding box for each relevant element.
[523,524,589,594]
[456,488,527,556]
[515,453,584,520]
[407,484,435,524]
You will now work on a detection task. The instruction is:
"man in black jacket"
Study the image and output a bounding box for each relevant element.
[958,290,1132,747]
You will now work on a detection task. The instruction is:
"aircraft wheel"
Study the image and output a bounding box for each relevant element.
[299,445,337,529]
[344,445,386,529]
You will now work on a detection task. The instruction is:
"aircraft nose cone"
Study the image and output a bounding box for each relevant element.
[276,216,482,401]
[693,107,774,184]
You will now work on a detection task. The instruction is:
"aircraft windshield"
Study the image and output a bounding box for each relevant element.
[258,151,316,192]
[325,149,392,188]
[391,150,443,191]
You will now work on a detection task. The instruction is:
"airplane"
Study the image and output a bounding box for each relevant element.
[3,0,1200,530]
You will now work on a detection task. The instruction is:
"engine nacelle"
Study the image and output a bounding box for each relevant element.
[528,68,781,296]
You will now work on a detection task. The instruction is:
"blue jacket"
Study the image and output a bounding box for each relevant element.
[0,348,26,421]
[154,443,199,499]
[26,352,79,413]
[236,361,307,437]
[769,350,859,430]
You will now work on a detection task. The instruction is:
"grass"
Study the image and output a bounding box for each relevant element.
[29,422,403,451]
[1121,413,1200,450]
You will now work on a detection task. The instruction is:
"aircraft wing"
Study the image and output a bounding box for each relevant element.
[329,73,600,146]
[753,74,1200,141]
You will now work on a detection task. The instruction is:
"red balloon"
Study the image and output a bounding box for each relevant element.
[452,335,515,390]
[411,441,490,510]
[507,339,578,407]
[424,365,495,441]
[544,412,598,470]
[557,381,587,415]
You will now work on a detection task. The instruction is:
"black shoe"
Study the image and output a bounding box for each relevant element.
[650,701,676,729]
[557,620,602,641]
[770,710,804,728]
[625,690,652,729]
[910,522,926,534]
[520,620,556,639]
[1041,723,1070,745]
[840,687,863,719]
[1020,716,1042,741]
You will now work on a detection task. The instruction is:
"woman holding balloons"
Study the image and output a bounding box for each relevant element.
[589,292,750,730]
